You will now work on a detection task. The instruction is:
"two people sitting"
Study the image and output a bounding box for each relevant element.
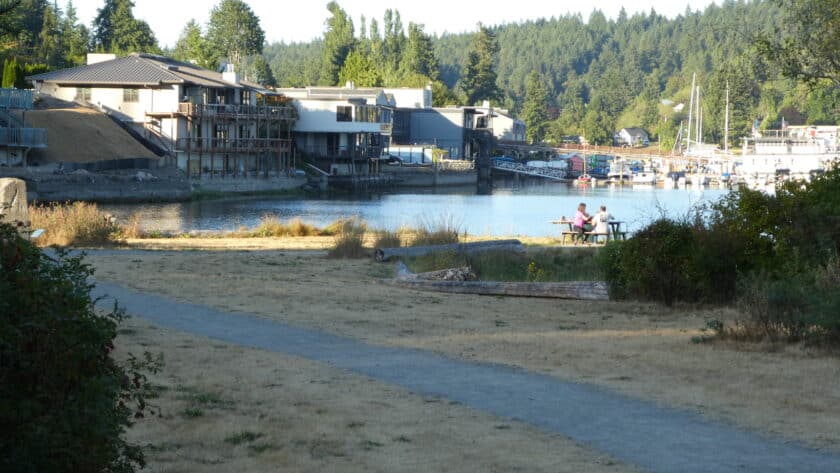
[573,203,611,244]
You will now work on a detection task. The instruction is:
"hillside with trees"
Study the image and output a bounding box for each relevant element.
[1,0,837,148]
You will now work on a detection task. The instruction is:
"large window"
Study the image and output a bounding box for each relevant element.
[336,106,352,122]
[123,88,139,103]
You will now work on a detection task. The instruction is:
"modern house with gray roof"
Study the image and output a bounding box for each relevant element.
[27,53,297,179]
[276,83,394,176]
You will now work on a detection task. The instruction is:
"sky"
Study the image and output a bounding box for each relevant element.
[62,0,719,48]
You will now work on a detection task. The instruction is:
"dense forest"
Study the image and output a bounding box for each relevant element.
[1,0,838,148]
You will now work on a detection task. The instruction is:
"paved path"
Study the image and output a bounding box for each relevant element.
[94,281,840,473]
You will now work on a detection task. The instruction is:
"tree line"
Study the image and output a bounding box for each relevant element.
[2,0,837,148]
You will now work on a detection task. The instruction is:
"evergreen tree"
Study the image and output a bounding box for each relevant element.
[172,19,212,68]
[338,49,382,87]
[319,1,355,85]
[62,1,89,66]
[459,24,502,105]
[399,22,439,81]
[206,0,264,70]
[92,0,158,54]
[36,2,63,67]
[760,0,840,86]
[521,71,550,143]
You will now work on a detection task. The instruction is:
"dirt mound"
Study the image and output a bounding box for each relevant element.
[26,102,158,164]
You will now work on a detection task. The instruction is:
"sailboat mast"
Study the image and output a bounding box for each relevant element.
[686,73,696,154]
[724,81,730,154]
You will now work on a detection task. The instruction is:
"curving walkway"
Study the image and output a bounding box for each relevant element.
[94,281,840,473]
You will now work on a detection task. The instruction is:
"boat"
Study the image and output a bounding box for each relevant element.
[632,171,656,185]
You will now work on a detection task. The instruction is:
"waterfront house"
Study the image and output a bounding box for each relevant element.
[391,100,526,160]
[275,83,394,176]
[27,53,296,179]
[614,127,650,147]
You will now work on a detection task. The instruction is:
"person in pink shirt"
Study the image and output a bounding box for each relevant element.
[573,202,593,244]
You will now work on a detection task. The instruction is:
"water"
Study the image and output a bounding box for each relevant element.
[103,183,729,237]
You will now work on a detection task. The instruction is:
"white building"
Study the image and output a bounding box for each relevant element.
[28,53,296,178]
[277,83,395,175]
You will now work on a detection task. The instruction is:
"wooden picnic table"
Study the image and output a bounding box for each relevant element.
[550,219,626,244]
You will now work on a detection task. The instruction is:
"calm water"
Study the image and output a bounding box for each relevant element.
[104,182,729,237]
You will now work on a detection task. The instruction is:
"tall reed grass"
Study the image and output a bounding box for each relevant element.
[327,217,368,258]
[28,202,120,247]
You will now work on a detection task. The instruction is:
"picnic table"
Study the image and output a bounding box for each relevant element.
[551,219,626,245]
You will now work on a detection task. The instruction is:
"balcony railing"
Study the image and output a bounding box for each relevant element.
[302,144,381,160]
[176,137,292,153]
[177,103,296,120]
[0,89,34,110]
[0,127,47,148]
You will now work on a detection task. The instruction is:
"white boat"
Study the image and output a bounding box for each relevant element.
[632,171,656,185]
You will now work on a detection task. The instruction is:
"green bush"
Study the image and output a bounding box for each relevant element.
[604,219,698,306]
[0,223,162,473]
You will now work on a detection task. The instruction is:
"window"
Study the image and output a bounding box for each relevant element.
[75,88,91,102]
[336,106,352,122]
[123,88,139,103]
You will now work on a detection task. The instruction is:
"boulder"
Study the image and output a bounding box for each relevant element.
[0,178,28,226]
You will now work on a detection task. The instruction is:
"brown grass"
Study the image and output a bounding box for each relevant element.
[327,217,368,259]
[28,202,120,247]
[115,318,637,473]
[87,247,840,454]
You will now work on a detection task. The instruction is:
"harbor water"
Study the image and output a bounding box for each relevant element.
[103,182,729,238]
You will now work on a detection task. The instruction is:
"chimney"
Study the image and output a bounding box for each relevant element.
[87,53,117,65]
[222,63,240,85]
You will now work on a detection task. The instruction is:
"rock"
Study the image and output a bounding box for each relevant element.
[0,178,29,226]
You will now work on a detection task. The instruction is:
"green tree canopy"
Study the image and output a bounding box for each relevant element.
[92,0,159,54]
[399,22,439,81]
[521,71,550,144]
[338,48,382,87]
[206,0,265,70]
[459,24,502,105]
[172,19,213,69]
[760,0,840,86]
[319,1,355,85]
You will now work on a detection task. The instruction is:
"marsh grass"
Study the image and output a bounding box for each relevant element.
[404,247,602,282]
[28,202,120,247]
[328,218,368,258]
[409,215,461,246]
[372,229,402,249]
[252,215,318,237]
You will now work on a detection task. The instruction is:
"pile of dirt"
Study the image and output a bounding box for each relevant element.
[26,99,157,164]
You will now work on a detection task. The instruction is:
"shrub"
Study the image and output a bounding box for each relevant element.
[327,217,368,258]
[0,223,162,473]
[606,218,698,306]
[253,214,287,237]
[29,202,120,247]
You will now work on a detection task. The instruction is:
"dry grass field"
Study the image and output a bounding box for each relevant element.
[88,237,840,471]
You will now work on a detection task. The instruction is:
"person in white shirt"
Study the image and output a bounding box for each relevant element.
[591,205,611,242]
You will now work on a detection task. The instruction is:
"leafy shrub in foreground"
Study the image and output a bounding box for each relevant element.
[605,219,698,306]
[0,223,161,473]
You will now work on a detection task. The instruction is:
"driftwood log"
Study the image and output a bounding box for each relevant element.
[388,262,608,300]
[375,239,524,262]
[384,279,609,300]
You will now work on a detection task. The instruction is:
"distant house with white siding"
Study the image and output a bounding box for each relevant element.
[614,127,650,147]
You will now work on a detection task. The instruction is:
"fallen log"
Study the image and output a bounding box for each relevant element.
[382,279,609,300]
[375,239,524,262]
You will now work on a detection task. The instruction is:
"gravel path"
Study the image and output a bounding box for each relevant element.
[94,281,840,473]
